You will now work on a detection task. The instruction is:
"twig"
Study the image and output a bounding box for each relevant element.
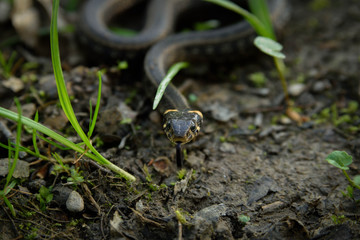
[130,208,165,228]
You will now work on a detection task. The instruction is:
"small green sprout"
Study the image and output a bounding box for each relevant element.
[325,151,360,200]
[248,72,267,88]
[205,0,290,104]
[67,168,85,186]
[0,50,17,78]
[177,169,187,180]
[326,151,352,170]
[331,215,346,225]
[0,98,23,216]
[194,20,220,31]
[254,36,285,59]
[36,185,53,212]
[117,60,128,70]
[238,214,250,224]
[175,209,191,226]
[120,118,132,125]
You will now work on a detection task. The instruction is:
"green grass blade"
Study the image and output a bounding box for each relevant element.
[5,99,22,189]
[50,0,135,181]
[0,142,50,161]
[32,111,40,157]
[0,107,94,161]
[3,195,16,216]
[37,134,71,150]
[153,62,189,110]
[88,71,102,138]
[0,107,136,180]
[204,0,270,37]
[248,0,276,39]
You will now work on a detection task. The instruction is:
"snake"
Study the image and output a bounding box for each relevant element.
[79,0,289,166]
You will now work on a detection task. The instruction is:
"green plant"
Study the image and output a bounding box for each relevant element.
[142,165,160,191]
[238,214,250,224]
[0,0,136,181]
[205,0,289,103]
[0,50,17,78]
[331,214,346,225]
[175,209,191,226]
[325,151,360,200]
[0,98,22,216]
[36,185,53,212]
[51,154,84,186]
[177,169,187,180]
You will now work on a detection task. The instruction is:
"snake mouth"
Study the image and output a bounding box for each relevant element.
[170,131,195,144]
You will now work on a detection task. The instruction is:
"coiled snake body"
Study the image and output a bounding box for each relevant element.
[79,0,288,166]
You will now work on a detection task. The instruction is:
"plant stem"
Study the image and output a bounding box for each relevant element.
[273,57,289,106]
[342,169,360,190]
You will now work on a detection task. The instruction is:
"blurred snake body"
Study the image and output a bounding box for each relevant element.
[79,0,288,164]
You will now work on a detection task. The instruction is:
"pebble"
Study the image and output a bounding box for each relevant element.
[186,152,205,168]
[288,83,306,97]
[219,142,236,154]
[261,201,286,213]
[194,203,228,227]
[2,77,24,93]
[0,159,29,178]
[38,74,57,99]
[312,80,331,92]
[66,190,84,212]
[20,103,36,118]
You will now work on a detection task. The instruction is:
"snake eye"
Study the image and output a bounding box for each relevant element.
[190,125,197,133]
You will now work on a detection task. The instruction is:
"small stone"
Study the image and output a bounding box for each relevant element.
[288,83,306,97]
[66,191,84,212]
[219,142,236,153]
[186,152,205,168]
[261,201,286,213]
[39,75,57,99]
[279,115,292,125]
[2,77,24,93]
[312,80,331,92]
[0,159,29,178]
[20,103,36,119]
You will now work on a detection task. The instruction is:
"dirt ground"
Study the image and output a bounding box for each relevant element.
[0,0,360,239]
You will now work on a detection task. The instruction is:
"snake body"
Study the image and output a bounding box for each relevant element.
[79,0,289,161]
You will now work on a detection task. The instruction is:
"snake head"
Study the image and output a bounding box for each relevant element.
[163,109,203,144]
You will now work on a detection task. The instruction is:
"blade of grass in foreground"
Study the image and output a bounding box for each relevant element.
[153,62,189,110]
[48,0,136,181]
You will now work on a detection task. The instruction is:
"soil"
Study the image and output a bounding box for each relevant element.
[1,0,360,239]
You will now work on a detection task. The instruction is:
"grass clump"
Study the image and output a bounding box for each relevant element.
[0,0,136,182]
[0,98,23,216]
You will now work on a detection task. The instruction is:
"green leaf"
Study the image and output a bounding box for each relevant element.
[325,151,352,170]
[238,214,250,223]
[204,0,272,38]
[353,175,360,186]
[152,62,189,110]
[346,185,353,198]
[254,36,285,59]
